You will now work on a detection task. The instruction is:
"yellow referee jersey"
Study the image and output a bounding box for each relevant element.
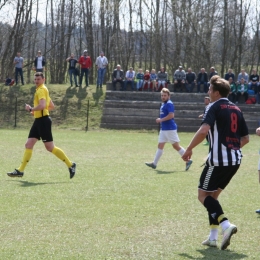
[33,84,51,118]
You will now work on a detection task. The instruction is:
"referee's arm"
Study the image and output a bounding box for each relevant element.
[48,100,55,111]
[25,99,46,112]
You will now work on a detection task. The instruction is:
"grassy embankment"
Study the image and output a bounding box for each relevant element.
[0,83,105,130]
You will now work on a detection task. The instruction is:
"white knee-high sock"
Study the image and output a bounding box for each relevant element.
[220,220,231,231]
[153,149,163,165]
[209,227,219,241]
[178,147,185,157]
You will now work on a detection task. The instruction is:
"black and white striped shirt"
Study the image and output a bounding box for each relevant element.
[202,98,249,166]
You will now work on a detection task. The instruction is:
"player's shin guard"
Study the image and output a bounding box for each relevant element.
[17,148,33,172]
[52,146,72,167]
[208,213,219,240]
[204,196,226,224]
[208,212,219,226]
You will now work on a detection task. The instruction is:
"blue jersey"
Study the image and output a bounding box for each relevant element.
[160,100,177,130]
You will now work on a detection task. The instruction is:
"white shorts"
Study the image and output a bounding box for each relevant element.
[158,130,180,144]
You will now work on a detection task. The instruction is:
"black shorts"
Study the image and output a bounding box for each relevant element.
[198,164,240,192]
[28,116,53,142]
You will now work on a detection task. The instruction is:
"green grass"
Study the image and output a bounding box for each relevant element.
[0,129,259,259]
[0,84,105,130]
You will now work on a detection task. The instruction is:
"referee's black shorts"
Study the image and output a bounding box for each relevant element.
[28,116,53,142]
[198,164,240,192]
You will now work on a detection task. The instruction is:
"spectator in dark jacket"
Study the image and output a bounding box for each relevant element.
[66,53,78,87]
[34,50,46,72]
[185,68,196,92]
[224,69,235,82]
[112,64,124,90]
[248,69,259,93]
[197,68,208,93]
[208,67,218,81]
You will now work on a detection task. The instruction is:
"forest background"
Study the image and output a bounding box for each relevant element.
[0,0,259,84]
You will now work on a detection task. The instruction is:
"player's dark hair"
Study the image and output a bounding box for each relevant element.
[210,75,230,97]
[34,72,44,79]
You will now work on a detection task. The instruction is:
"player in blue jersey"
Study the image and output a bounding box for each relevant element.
[182,75,249,250]
[145,88,193,171]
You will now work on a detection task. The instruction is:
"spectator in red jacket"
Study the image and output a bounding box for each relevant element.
[143,70,150,90]
[78,50,92,87]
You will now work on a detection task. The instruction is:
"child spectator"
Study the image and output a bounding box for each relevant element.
[150,69,157,91]
[228,77,237,103]
[136,68,144,90]
[143,70,150,90]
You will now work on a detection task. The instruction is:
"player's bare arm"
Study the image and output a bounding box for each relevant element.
[156,112,174,123]
[240,135,249,148]
[182,123,210,161]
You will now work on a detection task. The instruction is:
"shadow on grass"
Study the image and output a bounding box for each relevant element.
[76,85,88,110]
[92,87,103,106]
[59,86,75,120]
[7,180,68,187]
[178,248,247,259]
[156,170,176,174]
[65,85,77,98]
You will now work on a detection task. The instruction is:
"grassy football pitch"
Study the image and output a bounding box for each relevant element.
[0,129,259,259]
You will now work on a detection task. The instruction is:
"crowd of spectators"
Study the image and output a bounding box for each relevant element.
[112,65,170,92]
[9,49,260,105]
[110,65,260,104]
[227,69,260,104]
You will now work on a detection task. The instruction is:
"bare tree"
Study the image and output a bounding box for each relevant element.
[0,0,33,80]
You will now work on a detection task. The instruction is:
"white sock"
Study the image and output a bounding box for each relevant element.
[178,147,185,157]
[220,220,230,231]
[209,228,218,240]
[153,149,163,165]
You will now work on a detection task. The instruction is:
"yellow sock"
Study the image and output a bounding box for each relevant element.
[17,149,33,172]
[217,214,226,223]
[52,146,72,167]
[210,224,219,229]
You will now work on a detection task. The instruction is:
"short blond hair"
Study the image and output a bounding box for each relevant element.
[161,87,170,95]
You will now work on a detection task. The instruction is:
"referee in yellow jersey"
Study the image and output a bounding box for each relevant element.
[7,72,76,179]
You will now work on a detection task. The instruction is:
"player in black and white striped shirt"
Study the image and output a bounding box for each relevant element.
[182,75,249,250]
